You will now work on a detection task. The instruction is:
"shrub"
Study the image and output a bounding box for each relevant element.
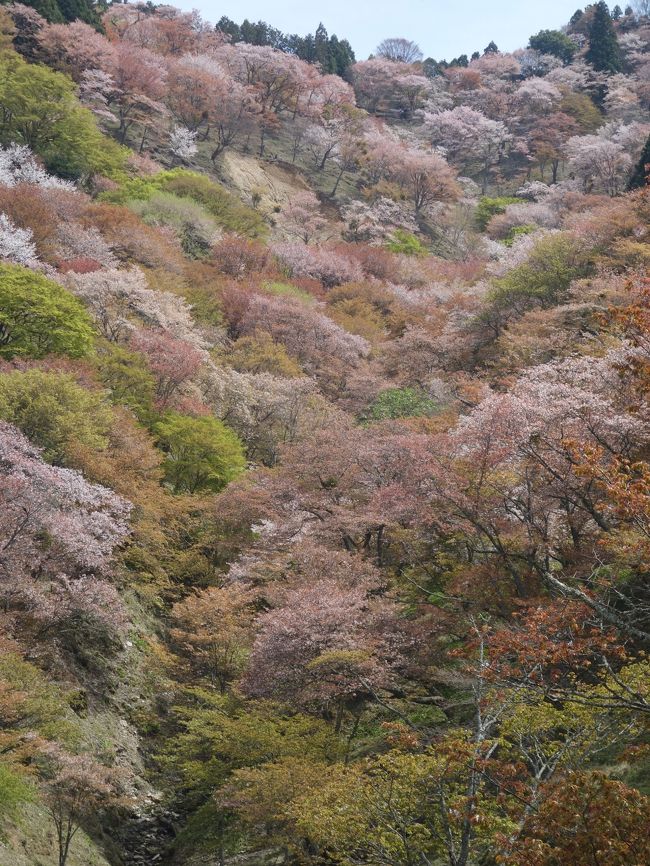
[385,230,427,257]
[503,224,537,246]
[102,169,266,238]
[228,332,303,378]
[213,234,271,279]
[127,191,219,260]
[366,387,438,420]
[475,196,520,231]
[0,264,94,359]
[0,763,33,823]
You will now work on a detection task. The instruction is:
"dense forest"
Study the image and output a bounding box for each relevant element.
[0,1,649,865]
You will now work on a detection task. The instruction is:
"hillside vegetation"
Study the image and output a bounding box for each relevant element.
[0,2,650,866]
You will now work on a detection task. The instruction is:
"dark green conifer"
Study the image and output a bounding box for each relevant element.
[585,1,622,72]
[628,134,650,190]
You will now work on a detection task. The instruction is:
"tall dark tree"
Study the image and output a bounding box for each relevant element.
[628,133,650,189]
[215,16,242,42]
[586,1,623,71]
[483,40,499,54]
[314,22,329,69]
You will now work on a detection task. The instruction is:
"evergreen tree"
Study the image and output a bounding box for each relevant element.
[628,133,650,189]
[422,57,442,77]
[0,0,101,28]
[314,22,330,70]
[215,16,242,42]
[612,4,623,18]
[212,15,354,79]
[586,1,622,72]
[528,29,577,63]
[483,40,499,54]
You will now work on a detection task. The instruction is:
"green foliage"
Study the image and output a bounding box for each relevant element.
[155,413,246,494]
[586,1,622,73]
[165,692,342,803]
[96,344,157,421]
[628,133,650,191]
[385,230,427,257]
[215,17,355,78]
[487,233,591,313]
[528,29,577,63]
[559,91,603,132]
[0,763,33,824]
[0,265,94,360]
[0,50,125,179]
[0,0,101,27]
[103,170,267,239]
[127,192,219,260]
[475,197,520,232]
[0,653,83,747]
[263,281,314,304]
[290,738,516,866]
[366,388,437,421]
[503,224,537,246]
[0,370,112,464]
[229,332,303,377]
[55,0,102,28]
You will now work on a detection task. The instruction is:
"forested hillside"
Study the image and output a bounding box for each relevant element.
[0,2,649,865]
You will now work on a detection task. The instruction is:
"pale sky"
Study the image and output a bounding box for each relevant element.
[173,0,585,61]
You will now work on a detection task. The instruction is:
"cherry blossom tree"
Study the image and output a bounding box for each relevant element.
[130,329,204,409]
[239,293,370,369]
[65,267,207,348]
[241,577,403,723]
[272,242,363,287]
[566,134,632,195]
[36,20,116,82]
[107,42,168,147]
[39,744,127,866]
[425,106,512,191]
[169,126,197,162]
[392,145,459,213]
[0,213,38,265]
[199,362,318,465]
[0,143,75,189]
[171,584,257,692]
[0,421,131,574]
[275,191,326,244]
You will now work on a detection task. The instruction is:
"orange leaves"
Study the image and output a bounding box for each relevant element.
[500,772,650,866]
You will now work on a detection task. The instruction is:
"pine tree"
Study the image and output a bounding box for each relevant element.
[586,1,622,72]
